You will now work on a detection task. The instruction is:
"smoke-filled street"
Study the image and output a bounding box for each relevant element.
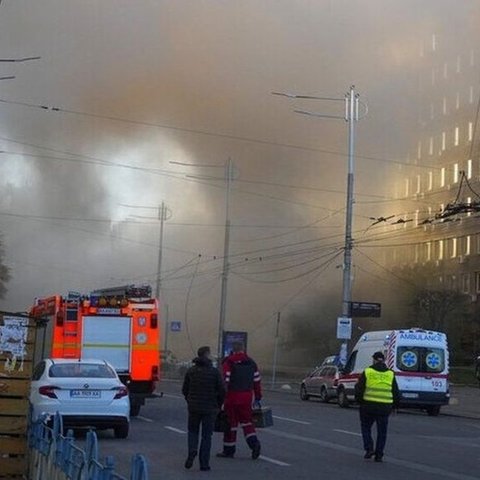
[1,2,480,479]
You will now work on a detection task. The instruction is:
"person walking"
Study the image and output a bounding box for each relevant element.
[355,351,400,463]
[217,341,262,460]
[475,355,480,387]
[182,346,225,471]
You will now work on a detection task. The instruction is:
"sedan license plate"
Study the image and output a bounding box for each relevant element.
[402,392,419,399]
[70,389,101,399]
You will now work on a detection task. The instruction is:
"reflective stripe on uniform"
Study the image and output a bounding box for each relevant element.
[363,367,394,404]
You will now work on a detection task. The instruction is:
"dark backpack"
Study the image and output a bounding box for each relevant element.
[229,358,256,391]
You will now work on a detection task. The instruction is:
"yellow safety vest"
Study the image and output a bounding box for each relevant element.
[363,367,394,404]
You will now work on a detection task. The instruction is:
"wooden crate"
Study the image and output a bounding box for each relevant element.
[0,313,37,479]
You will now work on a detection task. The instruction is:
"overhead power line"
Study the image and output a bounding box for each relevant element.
[250,250,343,333]
[0,97,439,170]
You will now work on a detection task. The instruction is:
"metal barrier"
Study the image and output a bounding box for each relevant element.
[28,413,149,480]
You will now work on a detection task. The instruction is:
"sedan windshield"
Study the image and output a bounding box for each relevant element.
[49,363,116,378]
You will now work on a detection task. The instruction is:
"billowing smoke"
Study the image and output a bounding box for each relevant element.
[0,1,477,366]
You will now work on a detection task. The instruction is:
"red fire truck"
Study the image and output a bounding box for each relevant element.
[30,285,160,416]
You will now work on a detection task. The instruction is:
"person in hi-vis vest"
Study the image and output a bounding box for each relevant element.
[355,351,400,462]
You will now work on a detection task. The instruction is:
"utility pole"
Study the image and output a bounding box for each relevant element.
[154,201,167,301]
[339,86,360,364]
[217,158,233,361]
[163,303,170,352]
[168,159,235,361]
[271,312,281,389]
[272,86,365,365]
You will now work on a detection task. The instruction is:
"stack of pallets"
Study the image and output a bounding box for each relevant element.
[0,313,36,479]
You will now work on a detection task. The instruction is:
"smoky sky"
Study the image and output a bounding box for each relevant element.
[0,0,477,361]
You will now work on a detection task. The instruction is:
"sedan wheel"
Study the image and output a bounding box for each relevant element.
[114,422,129,439]
[337,388,349,408]
[320,387,329,403]
[300,384,310,401]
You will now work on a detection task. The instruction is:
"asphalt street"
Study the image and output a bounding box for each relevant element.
[88,380,480,480]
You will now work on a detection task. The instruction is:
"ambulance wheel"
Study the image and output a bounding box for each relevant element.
[300,384,310,401]
[130,404,141,417]
[114,423,129,439]
[320,387,329,403]
[337,388,349,408]
[426,405,441,416]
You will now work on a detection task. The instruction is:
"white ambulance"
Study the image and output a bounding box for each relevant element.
[336,328,449,416]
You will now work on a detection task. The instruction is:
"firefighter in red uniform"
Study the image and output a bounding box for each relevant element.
[217,341,262,460]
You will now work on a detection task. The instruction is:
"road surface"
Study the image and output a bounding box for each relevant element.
[89,380,480,479]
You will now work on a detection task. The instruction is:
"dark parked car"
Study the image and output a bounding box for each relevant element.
[300,365,340,403]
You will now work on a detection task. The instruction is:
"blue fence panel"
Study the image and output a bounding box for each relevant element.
[28,412,149,480]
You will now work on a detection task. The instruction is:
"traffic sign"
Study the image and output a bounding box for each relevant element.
[170,321,182,332]
[337,317,352,340]
[349,302,381,318]
[222,331,248,358]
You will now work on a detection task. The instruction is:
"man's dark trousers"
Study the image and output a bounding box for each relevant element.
[359,408,389,456]
[188,411,216,468]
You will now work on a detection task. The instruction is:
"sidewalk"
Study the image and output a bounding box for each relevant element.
[443,385,480,419]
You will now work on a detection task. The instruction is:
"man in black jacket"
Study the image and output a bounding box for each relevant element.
[182,346,225,471]
[354,351,400,462]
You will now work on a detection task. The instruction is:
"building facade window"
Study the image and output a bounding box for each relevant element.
[443,63,448,79]
[466,235,471,255]
[426,242,432,262]
[476,272,480,293]
[467,197,472,217]
[442,131,446,150]
[462,274,471,294]
[453,163,459,183]
[450,237,457,258]
[440,167,446,187]
[455,92,460,109]
[469,122,473,142]
[467,159,473,179]
[438,240,444,260]
[417,141,422,159]
[429,137,434,155]
[454,127,460,146]
[476,234,480,254]
[470,86,474,104]
[416,175,421,194]
[405,178,409,197]
[443,97,447,115]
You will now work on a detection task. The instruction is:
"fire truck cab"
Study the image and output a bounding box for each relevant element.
[30,285,161,416]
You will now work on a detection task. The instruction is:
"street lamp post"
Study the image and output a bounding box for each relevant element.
[273,86,366,364]
[217,158,233,361]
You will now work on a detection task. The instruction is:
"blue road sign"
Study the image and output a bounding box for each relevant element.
[170,321,182,332]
